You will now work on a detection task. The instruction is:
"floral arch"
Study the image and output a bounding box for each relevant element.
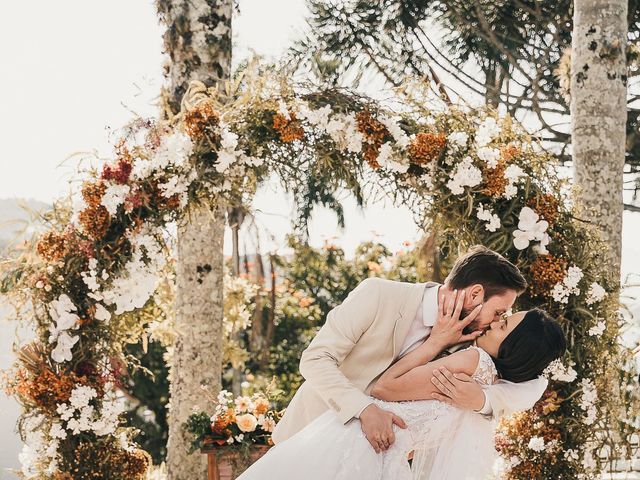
[2,74,638,480]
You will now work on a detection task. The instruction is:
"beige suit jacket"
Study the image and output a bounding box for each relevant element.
[272,278,431,443]
[271,278,547,444]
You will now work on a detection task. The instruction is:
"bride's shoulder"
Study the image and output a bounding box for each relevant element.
[463,346,498,384]
[445,347,481,377]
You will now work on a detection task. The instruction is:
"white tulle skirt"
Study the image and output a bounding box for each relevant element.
[237,397,498,480]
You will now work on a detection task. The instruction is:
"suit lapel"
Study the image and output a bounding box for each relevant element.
[391,281,439,358]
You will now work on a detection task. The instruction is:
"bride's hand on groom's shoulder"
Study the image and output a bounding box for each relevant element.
[429,289,483,350]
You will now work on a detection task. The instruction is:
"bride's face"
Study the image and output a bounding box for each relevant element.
[475,311,527,357]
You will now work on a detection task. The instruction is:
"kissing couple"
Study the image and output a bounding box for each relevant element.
[238,246,566,479]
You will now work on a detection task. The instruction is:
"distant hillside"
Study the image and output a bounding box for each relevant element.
[0,198,49,251]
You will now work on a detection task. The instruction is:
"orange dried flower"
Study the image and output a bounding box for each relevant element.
[13,368,88,412]
[273,112,304,142]
[356,110,389,169]
[184,100,220,139]
[496,409,561,479]
[362,144,381,169]
[529,254,568,297]
[81,181,106,209]
[481,159,508,197]
[36,230,68,262]
[408,132,446,165]
[500,144,521,163]
[528,193,559,225]
[79,205,111,240]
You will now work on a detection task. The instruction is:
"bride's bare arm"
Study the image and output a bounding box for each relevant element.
[370,348,480,402]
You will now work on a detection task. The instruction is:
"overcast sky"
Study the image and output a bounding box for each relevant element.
[0,0,638,282]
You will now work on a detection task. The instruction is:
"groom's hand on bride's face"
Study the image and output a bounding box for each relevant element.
[430,289,483,349]
[359,404,407,454]
[430,368,485,411]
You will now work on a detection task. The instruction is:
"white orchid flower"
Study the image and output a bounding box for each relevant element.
[513,207,550,251]
[51,331,79,363]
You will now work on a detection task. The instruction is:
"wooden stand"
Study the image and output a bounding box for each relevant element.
[201,444,271,480]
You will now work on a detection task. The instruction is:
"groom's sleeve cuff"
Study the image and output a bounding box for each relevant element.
[475,391,493,416]
[355,401,374,419]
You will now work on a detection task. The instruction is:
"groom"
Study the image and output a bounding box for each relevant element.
[271,246,548,453]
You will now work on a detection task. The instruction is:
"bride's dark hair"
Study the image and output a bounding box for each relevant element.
[492,308,566,383]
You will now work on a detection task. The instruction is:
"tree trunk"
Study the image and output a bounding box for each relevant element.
[571,0,627,276]
[158,1,232,479]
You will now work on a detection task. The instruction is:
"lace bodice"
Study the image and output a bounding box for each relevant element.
[468,345,499,385]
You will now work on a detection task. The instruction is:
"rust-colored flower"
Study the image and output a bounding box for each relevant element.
[36,230,68,262]
[115,448,151,480]
[273,112,304,142]
[184,100,220,139]
[529,254,568,298]
[53,472,74,480]
[79,205,111,240]
[81,181,106,209]
[528,193,559,225]
[481,159,508,197]
[362,144,381,169]
[356,110,389,169]
[12,368,90,412]
[75,237,95,259]
[408,132,446,165]
[123,186,144,213]
[500,144,521,163]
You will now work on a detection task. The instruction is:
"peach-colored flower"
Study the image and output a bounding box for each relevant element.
[299,297,313,308]
[260,416,276,433]
[253,397,270,416]
[236,414,258,433]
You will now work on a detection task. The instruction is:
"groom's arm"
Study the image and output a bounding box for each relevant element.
[299,277,381,424]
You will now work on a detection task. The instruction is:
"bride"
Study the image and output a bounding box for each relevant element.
[237,307,566,480]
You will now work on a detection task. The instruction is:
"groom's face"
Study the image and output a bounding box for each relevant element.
[461,287,518,334]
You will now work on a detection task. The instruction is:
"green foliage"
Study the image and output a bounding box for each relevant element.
[250,235,421,406]
[122,340,170,464]
[183,411,212,454]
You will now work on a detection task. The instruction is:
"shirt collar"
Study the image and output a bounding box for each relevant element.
[422,284,441,328]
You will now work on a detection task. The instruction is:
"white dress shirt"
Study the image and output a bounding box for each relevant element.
[357,283,492,417]
[397,284,440,358]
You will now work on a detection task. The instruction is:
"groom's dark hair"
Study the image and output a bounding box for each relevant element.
[446,245,527,298]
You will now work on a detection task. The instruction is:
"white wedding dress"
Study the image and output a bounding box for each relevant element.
[238,346,499,480]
